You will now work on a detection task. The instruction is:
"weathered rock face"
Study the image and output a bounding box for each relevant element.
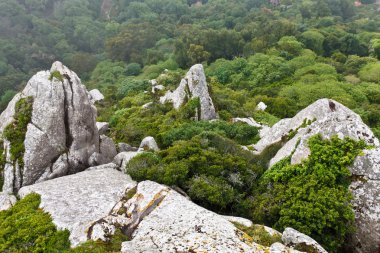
[0,192,17,211]
[256,102,267,111]
[255,99,379,166]
[347,148,380,253]
[0,62,110,193]
[15,164,324,252]
[96,122,109,135]
[88,89,104,103]
[18,163,136,247]
[138,136,159,152]
[258,98,379,253]
[119,181,267,253]
[282,228,327,253]
[160,64,217,120]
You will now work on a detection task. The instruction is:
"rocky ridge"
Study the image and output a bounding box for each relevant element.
[252,98,379,253]
[0,62,115,193]
[160,64,218,120]
[17,163,320,252]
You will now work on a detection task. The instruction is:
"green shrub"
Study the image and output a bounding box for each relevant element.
[0,193,71,252]
[128,134,260,214]
[49,71,64,82]
[158,120,259,148]
[252,135,366,252]
[125,63,142,76]
[3,97,34,166]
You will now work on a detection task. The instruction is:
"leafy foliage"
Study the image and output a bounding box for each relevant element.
[3,97,34,166]
[0,193,71,252]
[127,133,260,213]
[252,135,367,252]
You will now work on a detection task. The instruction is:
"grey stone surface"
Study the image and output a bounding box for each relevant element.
[88,89,104,103]
[256,102,267,111]
[117,143,137,152]
[266,99,379,166]
[99,135,117,163]
[347,147,380,253]
[0,192,17,211]
[253,99,378,157]
[160,64,217,120]
[96,122,109,135]
[119,181,268,253]
[113,151,141,171]
[282,228,327,253]
[18,164,136,247]
[232,117,263,128]
[0,62,101,193]
[221,215,253,227]
[138,136,159,152]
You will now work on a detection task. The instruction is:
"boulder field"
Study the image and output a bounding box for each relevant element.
[0,63,379,253]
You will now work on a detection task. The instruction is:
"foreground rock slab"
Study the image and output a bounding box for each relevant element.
[18,164,136,247]
[120,181,267,253]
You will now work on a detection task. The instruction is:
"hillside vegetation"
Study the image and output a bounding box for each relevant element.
[1,0,380,252]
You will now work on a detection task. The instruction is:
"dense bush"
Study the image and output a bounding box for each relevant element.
[0,193,71,252]
[252,135,367,252]
[158,120,259,147]
[127,133,260,213]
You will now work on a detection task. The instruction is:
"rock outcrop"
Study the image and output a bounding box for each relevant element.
[160,64,217,120]
[256,102,267,111]
[17,169,267,251]
[117,181,268,253]
[252,99,378,165]
[255,98,379,253]
[96,122,109,135]
[138,136,159,152]
[0,62,114,193]
[0,192,17,211]
[282,228,327,253]
[15,162,325,252]
[88,89,104,103]
[18,163,136,247]
[347,148,380,253]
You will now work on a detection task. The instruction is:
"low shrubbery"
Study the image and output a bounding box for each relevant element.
[0,193,71,252]
[127,133,260,213]
[251,135,366,252]
[0,193,127,252]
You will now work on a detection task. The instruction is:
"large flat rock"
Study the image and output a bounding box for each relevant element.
[120,181,267,253]
[18,164,136,247]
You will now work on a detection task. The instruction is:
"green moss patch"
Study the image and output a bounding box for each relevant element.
[3,97,34,167]
[49,70,64,82]
[234,223,282,247]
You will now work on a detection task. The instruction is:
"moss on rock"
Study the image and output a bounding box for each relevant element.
[2,96,34,167]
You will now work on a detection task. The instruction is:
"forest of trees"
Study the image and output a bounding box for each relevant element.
[1,0,380,252]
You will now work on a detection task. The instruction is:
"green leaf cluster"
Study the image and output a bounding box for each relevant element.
[0,193,71,252]
[3,97,34,167]
[252,135,367,252]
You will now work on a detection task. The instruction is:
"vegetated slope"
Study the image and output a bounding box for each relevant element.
[1,1,380,252]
